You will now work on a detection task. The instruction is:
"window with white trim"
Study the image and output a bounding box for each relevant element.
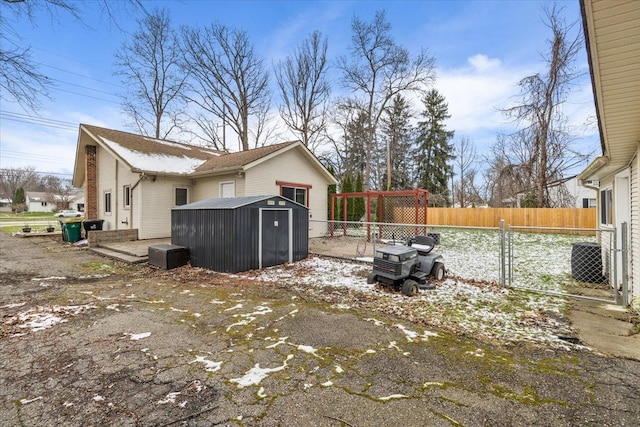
[282,186,307,206]
[123,185,130,208]
[600,188,612,225]
[104,191,112,214]
[175,187,188,206]
[220,181,235,198]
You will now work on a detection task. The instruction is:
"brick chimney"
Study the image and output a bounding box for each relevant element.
[85,145,98,219]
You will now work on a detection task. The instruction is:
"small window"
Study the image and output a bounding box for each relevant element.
[600,188,612,225]
[282,186,307,206]
[123,185,131,208]
[175,187,188,206]
[41,201,47,207]
[104,191,112,214]
[220,181,235,198]
[583,198,596,208]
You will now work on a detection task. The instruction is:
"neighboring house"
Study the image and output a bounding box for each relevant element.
[72,124,337,240]
[26,192,58,213]
[578,0,639,307]
[547,176,597,208]
[0,198,11,213]
[69,190,85,212]
[501,176,596,208]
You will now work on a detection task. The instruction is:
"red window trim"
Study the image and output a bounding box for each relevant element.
[276,181,312,206]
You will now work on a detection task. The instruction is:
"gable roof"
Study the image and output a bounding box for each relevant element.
[73,124,337,186]
[194,141,296,173]
[578,0,640,182]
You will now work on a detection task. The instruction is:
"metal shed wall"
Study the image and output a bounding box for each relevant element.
[171,196,308,273]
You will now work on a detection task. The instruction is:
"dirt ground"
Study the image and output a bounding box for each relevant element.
[1,233,639,426]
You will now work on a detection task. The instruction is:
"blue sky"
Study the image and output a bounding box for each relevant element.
[0,0,598,179]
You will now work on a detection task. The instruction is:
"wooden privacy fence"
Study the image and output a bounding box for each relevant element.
[394,208,597,229]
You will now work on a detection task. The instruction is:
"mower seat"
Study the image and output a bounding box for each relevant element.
[411,235,435,254]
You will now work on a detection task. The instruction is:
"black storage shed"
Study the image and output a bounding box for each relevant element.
[171,195,309,273]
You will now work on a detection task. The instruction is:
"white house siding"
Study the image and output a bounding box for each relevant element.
[97,146,118,231]
[138,175,191,239]
[116,163,137,231]
[244,148,329,238]
[630,151,639,308]
[192,174,245,200]
[27,200,57,213]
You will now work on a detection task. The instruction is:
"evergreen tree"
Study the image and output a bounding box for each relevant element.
[327,165,337,219]
[353,171,365,222]
[13,187,26,212]
[380,94,414,190]
[340,174,353,221]
[415,89,454,206]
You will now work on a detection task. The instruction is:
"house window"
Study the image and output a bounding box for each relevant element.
[282,186,307,206]
[175,187,188,206]
[220,181,235,198]
[600,188,612,225]
[277,181,311,206]
[104,191,112,214]
[123,185,130,208]
[41,201,47,207]
[582,198,596,208]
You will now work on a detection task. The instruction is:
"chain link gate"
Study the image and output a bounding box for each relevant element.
[501,221,627,305]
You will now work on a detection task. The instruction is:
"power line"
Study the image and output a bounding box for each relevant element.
[1,149,70,162]
[39,63,123,89]
[0,111,78,131]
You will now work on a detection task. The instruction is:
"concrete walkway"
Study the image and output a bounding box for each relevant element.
[569,299,640,360]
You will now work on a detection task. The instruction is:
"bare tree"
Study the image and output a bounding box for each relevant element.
[336,10,435,190]
[275,31,330,153]
[501,5,587,207]
[1,0,144,112]
[181,24,270,151]
[0,166,39,202]
[114,8,186,139]
[452,137,477,207]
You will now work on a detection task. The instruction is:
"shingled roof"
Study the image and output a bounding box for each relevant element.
[74,125,317,183]
[81,125,222,175]
[194,141,296,173]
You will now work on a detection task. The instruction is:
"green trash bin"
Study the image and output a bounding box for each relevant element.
[61,218,83,243]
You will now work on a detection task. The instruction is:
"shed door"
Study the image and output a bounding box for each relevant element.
[260,209,291,268]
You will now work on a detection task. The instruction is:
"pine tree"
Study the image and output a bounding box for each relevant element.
[380,94,414,190]
[327,165,337,219]
[353,171,365,222]
[415,89,454,206]
[340,175,353,221]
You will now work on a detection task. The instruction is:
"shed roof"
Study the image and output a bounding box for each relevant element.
[173,195,307,210]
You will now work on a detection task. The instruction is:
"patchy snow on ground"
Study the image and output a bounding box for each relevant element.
[4,304,96,336]
[238,248,579,349]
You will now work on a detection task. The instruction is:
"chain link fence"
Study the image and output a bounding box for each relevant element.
[506,226,616,302]
[309,220,502,283]
[309,220,624,304]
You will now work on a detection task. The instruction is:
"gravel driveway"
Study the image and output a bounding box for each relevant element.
[1,233,639,426]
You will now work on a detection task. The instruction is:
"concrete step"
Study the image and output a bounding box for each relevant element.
[90,247,148,264]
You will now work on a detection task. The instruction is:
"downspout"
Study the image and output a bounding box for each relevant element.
[128,173,146,231]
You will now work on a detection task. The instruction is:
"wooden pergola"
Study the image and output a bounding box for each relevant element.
[329,189,429,241]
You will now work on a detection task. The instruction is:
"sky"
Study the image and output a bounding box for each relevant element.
[0,0,599,180]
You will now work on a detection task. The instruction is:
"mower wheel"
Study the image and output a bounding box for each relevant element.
[431,262,445,281]
[367,273,377,284]
[402,279,419,297]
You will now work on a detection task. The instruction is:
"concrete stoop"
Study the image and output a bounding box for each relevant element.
[89,246,148,264]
